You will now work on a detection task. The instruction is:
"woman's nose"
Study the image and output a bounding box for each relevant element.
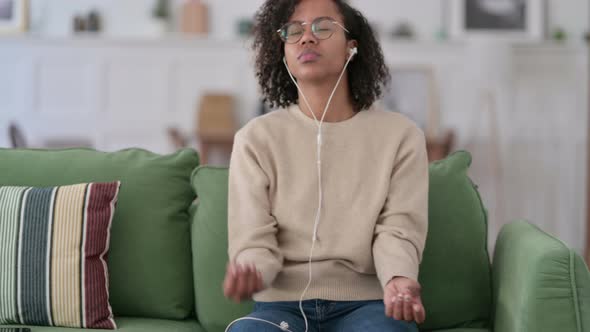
[299,26,318,46]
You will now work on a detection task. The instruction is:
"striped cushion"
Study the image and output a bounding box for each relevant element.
[0,182,120,329]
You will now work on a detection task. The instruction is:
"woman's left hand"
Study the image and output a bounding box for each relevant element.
[384,276,426,324]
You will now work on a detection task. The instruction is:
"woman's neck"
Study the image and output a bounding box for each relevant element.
[296,75,356,123]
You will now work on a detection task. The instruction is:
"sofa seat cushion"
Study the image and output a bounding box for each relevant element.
[428,329,491,332]
[0,317,205,332]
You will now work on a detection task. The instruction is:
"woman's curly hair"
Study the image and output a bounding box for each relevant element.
[252,0,390,112]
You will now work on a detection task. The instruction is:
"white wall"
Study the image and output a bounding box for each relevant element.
[27,0,589,41]
[348,0,444,40]
[0,38,587,255]
[4,0,588,255]
[546,0,589,40]
[29,0,266,39]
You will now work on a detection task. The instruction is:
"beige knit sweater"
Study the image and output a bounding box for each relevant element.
[227,103,429,302]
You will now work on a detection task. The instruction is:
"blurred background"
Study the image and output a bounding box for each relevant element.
[0,0,589,262]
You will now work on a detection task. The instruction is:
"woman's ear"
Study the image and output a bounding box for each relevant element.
[348,40,358,51]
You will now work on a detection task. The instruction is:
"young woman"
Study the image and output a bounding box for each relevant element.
[223,0,429,331]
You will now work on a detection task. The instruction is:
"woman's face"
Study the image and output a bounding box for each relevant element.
[282,0,357,84]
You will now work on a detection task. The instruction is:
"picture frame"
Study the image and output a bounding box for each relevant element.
[0,0,28,34]
[381,65,440,140]
[449,0,544,40]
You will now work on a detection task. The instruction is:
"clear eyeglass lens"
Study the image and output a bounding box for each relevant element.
[312,19,335,39]
[280,18,338,43]
[283,23,304,43]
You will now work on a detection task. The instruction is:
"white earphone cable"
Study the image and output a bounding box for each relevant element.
[224,47,357,332]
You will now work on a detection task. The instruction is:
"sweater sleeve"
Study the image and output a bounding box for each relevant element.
[372,126,429,289]
[227,131,283,288]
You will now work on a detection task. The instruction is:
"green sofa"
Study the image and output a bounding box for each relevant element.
[0,148,588,332]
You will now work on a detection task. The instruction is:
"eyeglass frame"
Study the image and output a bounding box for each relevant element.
[276,16,350,44]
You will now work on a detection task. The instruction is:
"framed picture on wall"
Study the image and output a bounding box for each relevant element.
[381,65,440,140]
[449,0,544,40]
[0,0,28,34]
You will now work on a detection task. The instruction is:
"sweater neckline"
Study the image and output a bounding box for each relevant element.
[287,104,369,131]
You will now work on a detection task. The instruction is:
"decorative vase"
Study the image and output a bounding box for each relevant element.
[180,0,208,35]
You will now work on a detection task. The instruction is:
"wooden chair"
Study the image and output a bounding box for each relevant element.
[196,94,237,165]
[426,130,455,162]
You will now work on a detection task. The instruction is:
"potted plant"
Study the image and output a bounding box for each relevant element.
[148,0,171,36]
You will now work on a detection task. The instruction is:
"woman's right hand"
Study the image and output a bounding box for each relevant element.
[222,262,265,303]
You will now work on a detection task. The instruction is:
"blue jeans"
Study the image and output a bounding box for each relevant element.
[227,299,418,332]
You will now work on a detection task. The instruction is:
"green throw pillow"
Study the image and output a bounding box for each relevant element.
[190,167,253,332]
[418,151,492,330]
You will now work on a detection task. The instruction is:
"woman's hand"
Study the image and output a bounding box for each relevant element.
[384,276,426,324]
[222,262,265,303]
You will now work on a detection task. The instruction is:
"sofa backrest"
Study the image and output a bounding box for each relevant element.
[0,148,199,320]
[190,150,492,331]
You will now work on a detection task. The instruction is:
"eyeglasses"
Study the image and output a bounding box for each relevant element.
[277,17,350,44]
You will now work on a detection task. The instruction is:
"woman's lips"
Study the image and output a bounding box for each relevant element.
[298,51,320,63]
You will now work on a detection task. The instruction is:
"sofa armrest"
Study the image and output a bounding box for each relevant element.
[492,220,590,332]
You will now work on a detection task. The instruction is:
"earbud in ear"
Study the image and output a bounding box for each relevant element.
[349,47,358,57]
